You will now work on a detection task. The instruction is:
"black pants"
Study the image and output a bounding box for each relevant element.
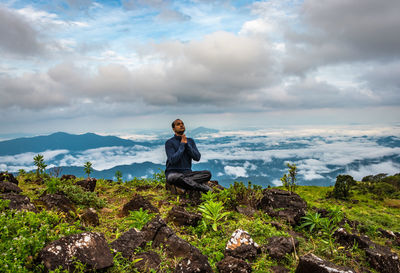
[166,170,212,192]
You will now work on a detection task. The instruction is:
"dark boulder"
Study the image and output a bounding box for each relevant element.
[38,193,75,213]
[141,216,208,261]
[0,172,18,185]
[265,236,299,260]
[225,229,259,261]
[365,247,400,273]
[76,178,96,192]
[258,189,307,226]
[80,208,99,227]
[167,206,202,226]
[0,181,22,193]
[38,232,114,272]
[132,251,161,272]
[121,194,159,216]
[110,228,146,259]
[60,175,76,181]
[1,193,37,212]
[216,256,252,273]
[334,228,400,273]
[174,253,213,273]
[295,253,355,273]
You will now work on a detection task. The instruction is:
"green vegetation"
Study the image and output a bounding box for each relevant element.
[0,171,399,272]
[115,171,122,183]
[281,163,298,193]
[84,161,92,178]
[33,154,47,177]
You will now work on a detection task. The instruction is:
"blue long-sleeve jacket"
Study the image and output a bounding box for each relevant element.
[165,135,201,176]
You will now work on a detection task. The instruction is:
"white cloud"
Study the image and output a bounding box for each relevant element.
[224,166,247,178]
[346,161,400,181]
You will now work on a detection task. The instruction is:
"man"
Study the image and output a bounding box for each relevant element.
[165,119,212,192]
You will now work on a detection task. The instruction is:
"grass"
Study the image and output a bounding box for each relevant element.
[2,173,399,272]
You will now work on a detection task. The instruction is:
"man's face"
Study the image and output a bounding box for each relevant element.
[173,119,185,135]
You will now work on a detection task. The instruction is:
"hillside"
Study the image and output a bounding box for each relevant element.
[1,171,400,272]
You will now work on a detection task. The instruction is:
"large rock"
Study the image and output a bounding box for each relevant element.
[295,253,355,273]
[167,206,202,226]
[0,172,18,185]
[216,256,252,273]
[132,251,161,272]
[141,216,209,261]
[80,208,99,227]
[365,247,400,273]
[38,232,114,272]
[0,181,22,193]
[121,194,159,216]
[38,193,75,213]
[334,228,374,249]
[1,193,37,212]
[265,236,299,260]
[334,228,400,273]
[110,228,146,259]
[225,229,259,261]
[76,178,96,192]
[258,189,307,226]
[174,253,213,273]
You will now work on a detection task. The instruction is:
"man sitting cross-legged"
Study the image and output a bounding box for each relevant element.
[165,119,212,193]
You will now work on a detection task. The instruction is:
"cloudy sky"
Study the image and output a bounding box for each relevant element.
[1,0,400,136]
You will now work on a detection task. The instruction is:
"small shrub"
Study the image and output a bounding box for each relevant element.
[125,208,155,229]
[223,181,263,209]
[58,184,106,209]
[198,200,230,231]
[333,175,355,200]
[281,163,298,193]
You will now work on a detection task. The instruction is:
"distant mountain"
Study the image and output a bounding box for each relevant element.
[189,127,219,136]
[0,132,145,156]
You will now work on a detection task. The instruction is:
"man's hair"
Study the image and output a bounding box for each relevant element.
[171,119,182,129]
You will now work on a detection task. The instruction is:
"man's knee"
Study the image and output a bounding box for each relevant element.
[203,170,212,180]
[167,173,184,185]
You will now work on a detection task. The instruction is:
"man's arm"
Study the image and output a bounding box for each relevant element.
[165,140,186,164]
[186,138,201,161]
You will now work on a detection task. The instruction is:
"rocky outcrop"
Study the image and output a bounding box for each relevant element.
[295,253,355,273]
[38,193,75,213]
[167,205,202,226]
[80,208,99,227]
[216,256,252,273]
[121,194,159,216]
[334,228,400,273]
[141,215,210,263]
[225,229,259,261]
[265,236,299,260]
[1,193,37,212]
[76,178,96,192]
[365,247,400,273]
[110,228,146,259]
[38,232,114,272]
[132,251,161,272]
[0,172,18,185]
[258,189,307,226]
[0,181,22,193]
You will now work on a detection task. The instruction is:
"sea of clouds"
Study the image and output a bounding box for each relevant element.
[1,126,399,185]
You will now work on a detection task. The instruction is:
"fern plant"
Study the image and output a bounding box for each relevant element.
[126,208,155,230]
[198,200,230,231]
